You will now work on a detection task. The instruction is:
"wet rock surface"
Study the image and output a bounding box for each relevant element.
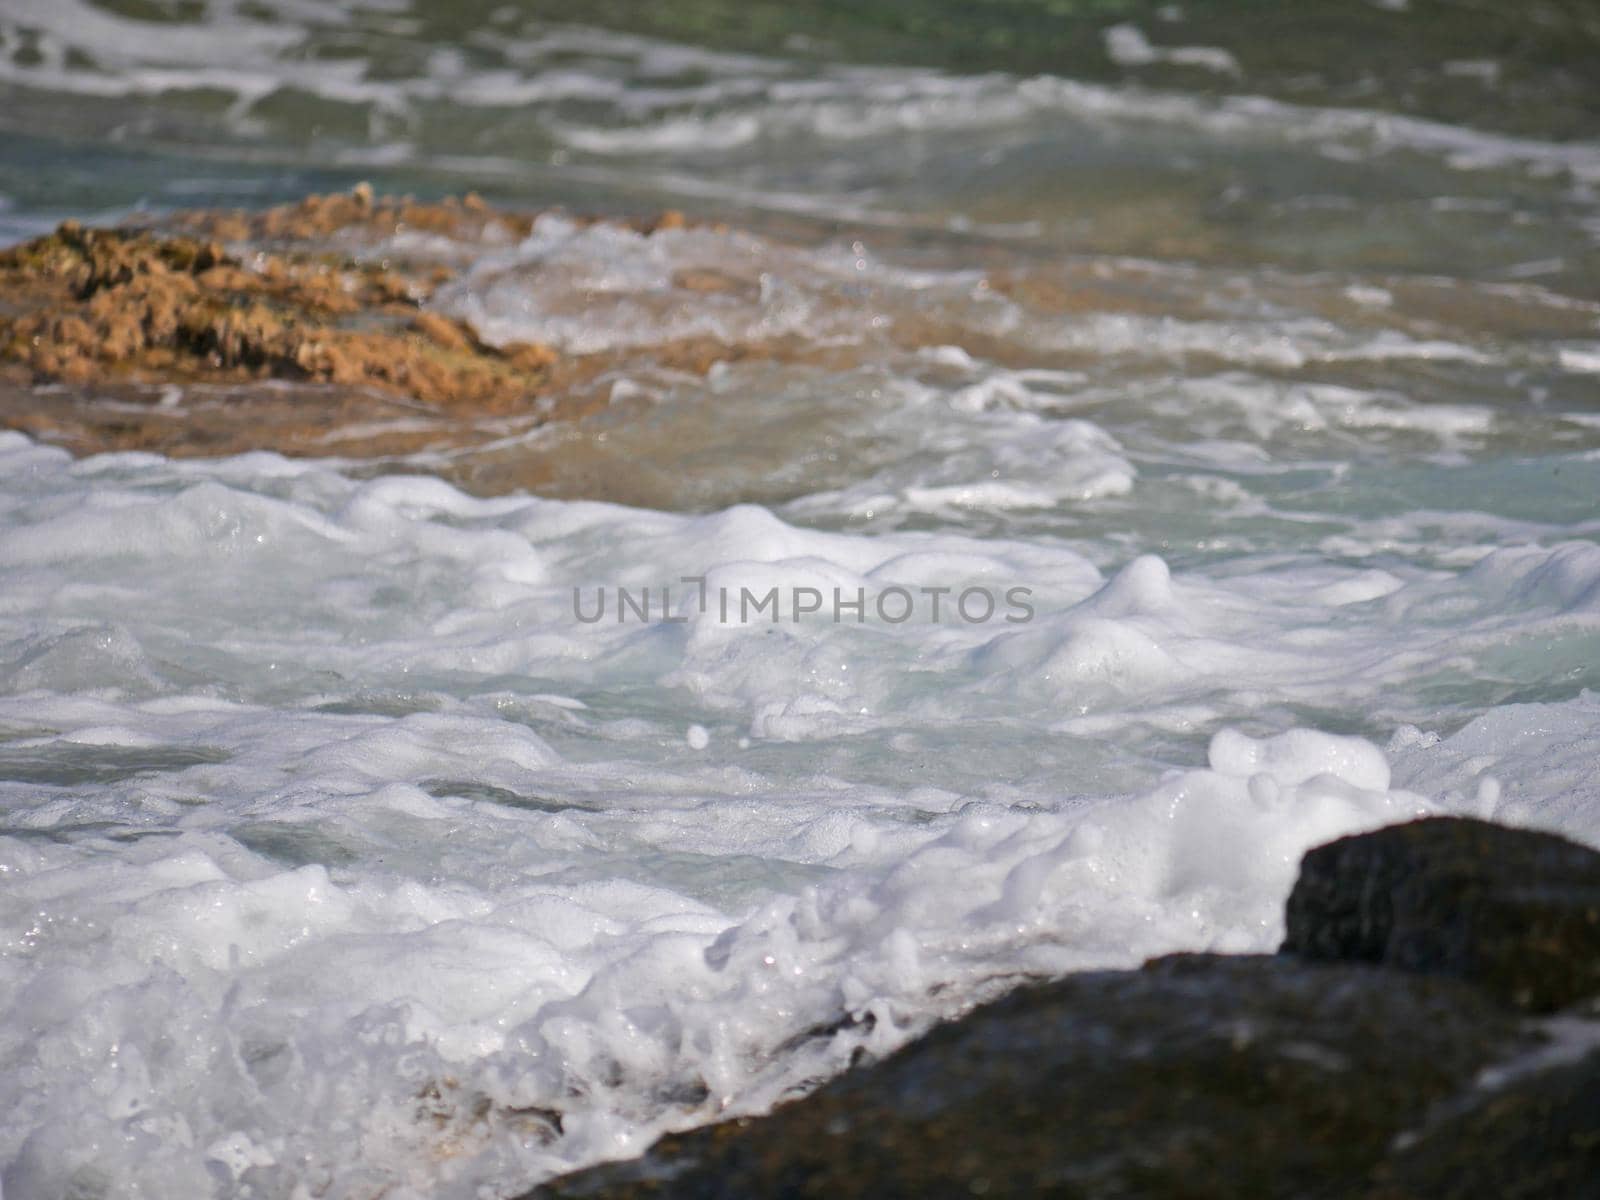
[0,189,711,469]
[521,818,1600,1200]
[0,215,553,399]
[0,189,958,496]
[1285,816,1600,1012]
[1370,1040,1600,1200]
[0,200,579,459]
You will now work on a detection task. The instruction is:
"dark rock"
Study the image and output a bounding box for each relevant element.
[516,818,1600,1200]
[1283,816,1600,1012]
[1372,1042,1600,1199]
[520,956,1533,1200]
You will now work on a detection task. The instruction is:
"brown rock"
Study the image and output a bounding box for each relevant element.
[0,188,899,481]
[411,311,476,354]
[0,221,557,414]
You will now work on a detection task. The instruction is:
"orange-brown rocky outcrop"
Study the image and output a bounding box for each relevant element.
[0,189,726,471]
[0,218,554,409]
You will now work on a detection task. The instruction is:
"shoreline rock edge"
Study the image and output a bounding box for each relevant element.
[519,817,1600,1200]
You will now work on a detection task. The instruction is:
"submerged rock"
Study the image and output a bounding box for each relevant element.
[162,185,687,249]
[1284,816,1600,1012]
[522,818,1600,1199]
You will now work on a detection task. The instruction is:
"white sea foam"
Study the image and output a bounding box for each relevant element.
[427,216,1512,392]
[1103,23,1242,76]
[2,431,1600,1196]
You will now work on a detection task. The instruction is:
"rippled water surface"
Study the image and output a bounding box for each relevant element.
[1,2,1599,1197]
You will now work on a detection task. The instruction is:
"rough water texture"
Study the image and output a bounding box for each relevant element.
[522,818,1600,1199]
[2,1,1600,1198]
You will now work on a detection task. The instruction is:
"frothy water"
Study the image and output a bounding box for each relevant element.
[3,1,1600,1197]
[5,431,1599,1198]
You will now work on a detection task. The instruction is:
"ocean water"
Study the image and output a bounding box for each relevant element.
[2,2,1600,1197]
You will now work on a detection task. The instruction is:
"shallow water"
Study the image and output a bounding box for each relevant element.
[2,2,1600,1198]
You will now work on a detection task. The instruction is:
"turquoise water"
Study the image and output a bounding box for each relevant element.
[3,1,1599,290]
[1,3,1599,1198]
